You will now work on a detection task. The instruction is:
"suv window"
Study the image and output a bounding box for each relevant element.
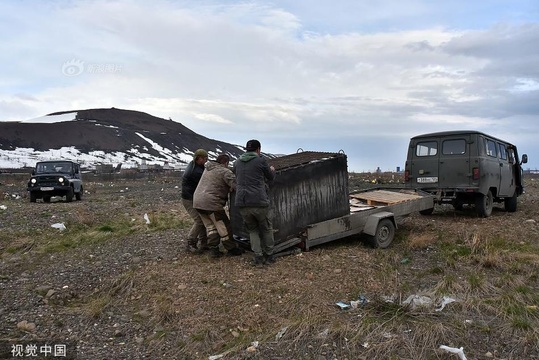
[442,139,466,155]
[486,139,497,158]
[416,141,437,157]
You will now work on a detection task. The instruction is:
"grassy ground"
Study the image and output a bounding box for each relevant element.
[1,174,538,359]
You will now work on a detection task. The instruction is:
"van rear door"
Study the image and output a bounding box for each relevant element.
[409,139,439,188]
[439,135,471,188]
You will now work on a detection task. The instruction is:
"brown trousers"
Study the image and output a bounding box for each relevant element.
[181,198,207,247]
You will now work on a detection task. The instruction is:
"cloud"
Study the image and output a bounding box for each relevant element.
[0,0,538,171]
[194,113,232,124]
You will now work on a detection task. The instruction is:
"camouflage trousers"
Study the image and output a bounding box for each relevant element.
[196,209,238,251]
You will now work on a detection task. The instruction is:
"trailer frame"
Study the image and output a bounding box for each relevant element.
[265,187,435,253]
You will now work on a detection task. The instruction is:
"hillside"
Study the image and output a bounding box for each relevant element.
[0,108,245,169]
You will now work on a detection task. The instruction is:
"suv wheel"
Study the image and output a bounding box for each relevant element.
[75,186,83,201]
[475,190,493,217]
[66,187,74,202]
[43,196,51,203]
[30,192,37,203]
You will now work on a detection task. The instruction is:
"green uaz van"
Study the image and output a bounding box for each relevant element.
[404,131,528,217]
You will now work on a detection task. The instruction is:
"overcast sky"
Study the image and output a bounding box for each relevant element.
[1,0,538,172]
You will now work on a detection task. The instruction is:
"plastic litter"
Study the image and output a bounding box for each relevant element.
[402,294,432,309]
[143,213,150,224]
[51,223,66,231]
[436,296,457,312]
[0,205,7,210]
[317,328,329,339]
[336,295,368,310]
[246,341,259,352]
[275,326,288,341]
[439,345,467,360]
[336,301,351,310]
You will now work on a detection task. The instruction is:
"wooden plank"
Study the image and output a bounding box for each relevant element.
[349,198,375,212]
[350,205,375,212]
[350,190,422,206]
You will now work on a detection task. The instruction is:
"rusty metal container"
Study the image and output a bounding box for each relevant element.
[230,151,349,247]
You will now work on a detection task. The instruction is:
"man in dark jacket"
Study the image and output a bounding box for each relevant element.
[181,149,208,253]
[233,139,276,265]
[193,154,243,258]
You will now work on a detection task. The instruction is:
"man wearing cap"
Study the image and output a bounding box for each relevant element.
[193,154,244,258]
[233,139,276,265]
[181,149,208,253]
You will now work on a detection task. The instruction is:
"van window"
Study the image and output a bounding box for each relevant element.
[486,139,497,158]
[442,139,466,155]
[499,143,507,160]
[507,148,516,163]
[416,141,437,156]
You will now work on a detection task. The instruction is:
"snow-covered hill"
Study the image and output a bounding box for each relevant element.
[0,108,246,169]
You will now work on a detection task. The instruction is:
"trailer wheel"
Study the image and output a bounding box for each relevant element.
[369,218,395,249]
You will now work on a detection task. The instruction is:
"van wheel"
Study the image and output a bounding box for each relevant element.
[43,196,51,203]
[475,190,493,217]
[368,219,395,249]
[419,207,434,215]
[30,192,37,203]
[504,191,517,212]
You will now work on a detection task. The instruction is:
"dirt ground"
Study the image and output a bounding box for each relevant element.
[1,173,538,359]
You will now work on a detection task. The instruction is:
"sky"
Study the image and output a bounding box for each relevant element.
[0,0,538,172]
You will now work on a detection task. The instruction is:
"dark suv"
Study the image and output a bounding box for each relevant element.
[27,161,83,203]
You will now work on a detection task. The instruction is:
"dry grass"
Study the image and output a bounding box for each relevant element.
[2,176,539,359]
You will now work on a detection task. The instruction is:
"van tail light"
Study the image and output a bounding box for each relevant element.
[472,167,480,180]
[404,170,410,182]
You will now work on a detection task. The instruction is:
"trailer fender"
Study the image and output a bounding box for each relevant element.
[363,212,396,236]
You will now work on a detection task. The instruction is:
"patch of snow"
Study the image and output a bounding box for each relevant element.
[0,146,192,170]
[21,112,78,124]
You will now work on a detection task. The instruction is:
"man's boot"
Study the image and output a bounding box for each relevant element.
[186,240,198,253]
[264,254,276,265]
[251,255,264,267]
[227,247,244,256]
[210,247,223,258]
[199,239,209,252]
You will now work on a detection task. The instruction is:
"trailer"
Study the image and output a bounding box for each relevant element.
[291,188,434,252]
[230,151,434,254]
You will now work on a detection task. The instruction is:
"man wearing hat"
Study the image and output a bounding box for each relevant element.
[233,139,276,265]
[181,148,208,253]
[193,154,244,258]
